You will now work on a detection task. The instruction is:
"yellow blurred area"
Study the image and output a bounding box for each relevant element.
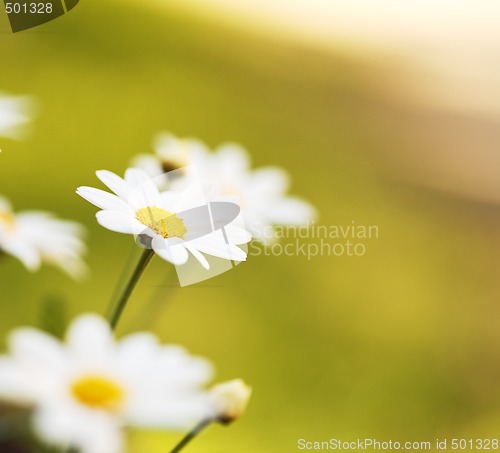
[1,1,500,452]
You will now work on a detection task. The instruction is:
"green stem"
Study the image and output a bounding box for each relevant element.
[130,266,177,330]
[170,419,213,453]
[108,248,155,329]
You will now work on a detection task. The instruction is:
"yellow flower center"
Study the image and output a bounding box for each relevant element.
[0,211,15,228]
[71,376,124,410]
[136,206,187,239]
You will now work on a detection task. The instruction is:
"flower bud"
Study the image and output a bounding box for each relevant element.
[209,379,252,424]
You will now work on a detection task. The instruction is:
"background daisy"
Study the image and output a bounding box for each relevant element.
[0,196,87,280]
[0,314,216,453]
[132,133,316,243]
[0,93,35,140]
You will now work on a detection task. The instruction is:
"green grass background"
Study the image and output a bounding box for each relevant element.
[1,1,500,451]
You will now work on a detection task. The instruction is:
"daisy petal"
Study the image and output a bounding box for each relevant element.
[126,394,211,429]
[170,245,190,265]
[184,244,210,269]
[223,224,252,245]
[96,170,131,201]
[34,405,123,453]
[1,239,41,271]
[9,328,65,372]
[214,144,251,174]
[249,167,290,195]
[96,211,140,234]
[76,187,130,212]
[153,237,189,265]
[191,233,247,262]
[0,358,33,404]
[66,314,113,362]
[130,155,164,179]
[116,333,160,377]
[269,197,317,225]
[124,168,159,207]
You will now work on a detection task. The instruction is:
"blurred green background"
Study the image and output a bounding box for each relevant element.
[2,1,500,451]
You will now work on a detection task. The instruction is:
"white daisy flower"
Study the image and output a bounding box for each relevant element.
[132,133,317,243]
[0,196,87,279]
[0,93,35,139]
[76,168,250,270]
[0,314,215,453]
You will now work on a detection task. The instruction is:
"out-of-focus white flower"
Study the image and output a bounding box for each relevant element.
[0,93,35,139]
[131,133,206,185]
[0,196,87,279]
[209,379,252,424]
[77,168,250,269]
[0,314,215,453]
[132,132,316,243]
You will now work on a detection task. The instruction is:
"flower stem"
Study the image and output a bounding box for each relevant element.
[169,419,213,453]
[130,266,177,330]
[108,248,155,329]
